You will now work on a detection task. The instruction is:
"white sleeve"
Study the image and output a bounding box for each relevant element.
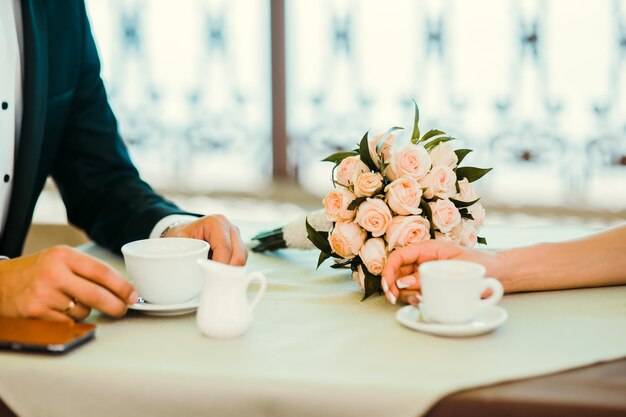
[149,214,199,239]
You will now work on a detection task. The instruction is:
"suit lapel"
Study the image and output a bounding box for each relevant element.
[1,0,48,256]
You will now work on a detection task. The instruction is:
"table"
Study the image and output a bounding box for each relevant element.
[1,224,625,417]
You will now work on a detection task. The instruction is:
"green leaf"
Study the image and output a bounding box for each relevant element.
[424,135,455,151]
[477,236,488,245]
[454,149,473,165]
[305,218,332,254]
[317,251,332,269]
[420,198,436,238]
[358,131,378,171]
[459,208,475,220]
[410,100,420,143]
[449,197,480,208]
[251,227,283,240]
[379,125,404,148]
[361,265,383,301]
[420,129,446,143]
[350,256,362,272]
[455,166,493,183]
[347,196,368,211]
[330,259,353,269]
[322,151,359,164]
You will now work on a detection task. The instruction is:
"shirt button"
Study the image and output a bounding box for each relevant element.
[3,175,9,183]
[1,102,7,110]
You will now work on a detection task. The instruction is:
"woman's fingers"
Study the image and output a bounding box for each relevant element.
[398,290,421,306]
[396,274,421,290]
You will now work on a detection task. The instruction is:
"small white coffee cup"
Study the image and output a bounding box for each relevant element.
[121,238,210,305]
[418,260,504,324]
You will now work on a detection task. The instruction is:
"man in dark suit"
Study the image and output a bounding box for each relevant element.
[0,0,247,320]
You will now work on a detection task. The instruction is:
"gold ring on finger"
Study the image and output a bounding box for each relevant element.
[64,299,77,315]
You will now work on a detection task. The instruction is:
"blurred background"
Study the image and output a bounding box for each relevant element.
[29,0,626,250]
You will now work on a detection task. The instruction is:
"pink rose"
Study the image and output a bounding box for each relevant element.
[429,199,461,233]
[368,133,397,168]
[328,221,367,259]
[323,188,357,222]
[351,264,366,289]
[429,142,458,169]
[384,177,423,215]
[386,144,432,181]
[458,220,477,248]
[456,178,477,202]
[359,238,387,276]
[422,165,457,199]
[334,156,370,187]
[385,216,431,250]
[353,172,384,197]
[355,198,392,237]
[468,203,486,227]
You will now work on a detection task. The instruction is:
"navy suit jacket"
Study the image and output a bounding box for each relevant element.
[0,0,189,257]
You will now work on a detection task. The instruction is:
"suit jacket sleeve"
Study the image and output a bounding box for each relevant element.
[50,2,192,252]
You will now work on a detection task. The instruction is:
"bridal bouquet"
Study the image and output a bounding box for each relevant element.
[253,102,491,300]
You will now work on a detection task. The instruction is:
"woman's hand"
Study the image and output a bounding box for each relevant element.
[381,240,502,305]
[0,246,138,321]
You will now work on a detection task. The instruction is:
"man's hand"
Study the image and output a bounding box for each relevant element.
[0,246,138,321]
[163,215,248,266]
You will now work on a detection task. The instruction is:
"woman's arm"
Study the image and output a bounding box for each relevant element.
[381,224,626,304]
[497,224,626,293]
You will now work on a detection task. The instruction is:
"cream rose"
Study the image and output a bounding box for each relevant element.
[386,144,432,181]
[468,203,486,227]
[456,178,478,202]
[359,237,387,276]
[334,156,370,187]
[429,199,461,233]
[353,172,384,197]
[368,133,397,168]
[384,177,423,215]
[435,230,460,245]
[328,221,366,259]
[351,264,366,289]
[422,165,457,199]
[322,188,357,222]
[355,198,392,237]
[429,142,458,169]
[458,220,478,248]
[385,216,431,250]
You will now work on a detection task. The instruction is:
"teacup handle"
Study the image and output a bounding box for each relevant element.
[479,277,504,307]
[247,271,267,311]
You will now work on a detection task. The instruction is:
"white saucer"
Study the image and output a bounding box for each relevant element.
[128,297,200,317]
[396,305,508,337]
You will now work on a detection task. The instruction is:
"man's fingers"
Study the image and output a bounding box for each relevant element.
[209,233,233,264]
[59,272,129,318]
[228,227,248,266]
[66,302,92,321]
[63,249,136,305]
[39,310,74,322]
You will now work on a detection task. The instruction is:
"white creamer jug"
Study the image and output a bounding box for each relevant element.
[196,259,267,338]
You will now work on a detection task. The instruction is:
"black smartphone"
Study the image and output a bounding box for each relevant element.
[0,317,96,354]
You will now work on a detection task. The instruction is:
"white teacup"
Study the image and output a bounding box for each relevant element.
[418,260,504,324]
[121,238,210,305]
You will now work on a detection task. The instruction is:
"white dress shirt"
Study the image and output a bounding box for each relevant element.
[0,0,23,237]
[0,0,194,250]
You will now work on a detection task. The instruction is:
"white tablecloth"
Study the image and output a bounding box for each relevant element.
[1,224,625,417]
